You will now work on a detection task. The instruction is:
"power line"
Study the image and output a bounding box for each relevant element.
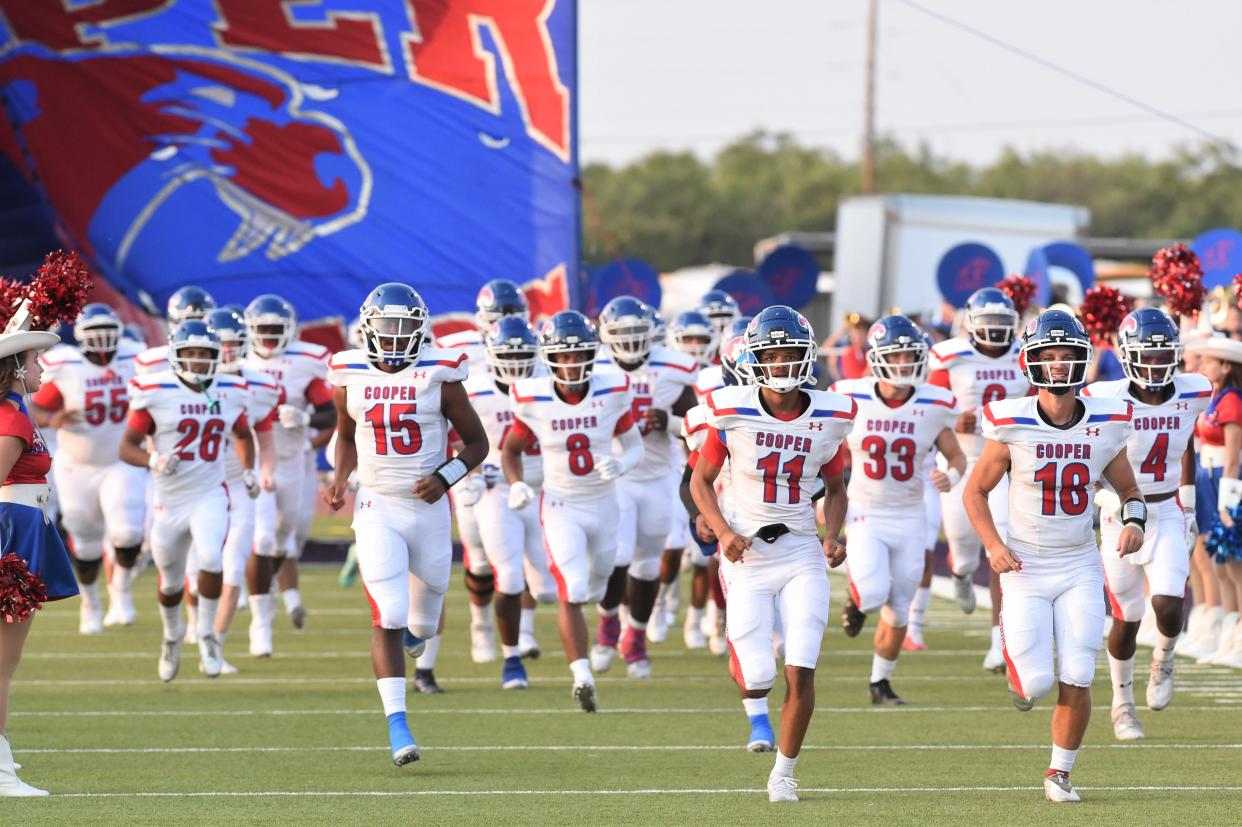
[891,0,1236,149]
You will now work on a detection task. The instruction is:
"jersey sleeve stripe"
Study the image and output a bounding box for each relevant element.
[416,357,468,368]
[846,392,873,401]
[513,393,553,403]
[990,415,1038,426]
[330,361,369,370]
[810,407,854,419]
[914,397,955,408]
[132,382,178,390]
[648,360,697,373]
[1179,390,1212,398]
[468,390,496,398]
[1086,412,1131,423]
[591,384,628,397]
[713,406,761,416]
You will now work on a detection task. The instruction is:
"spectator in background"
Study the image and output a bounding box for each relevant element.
[1087,332,1126,383]
[822,313,871,382]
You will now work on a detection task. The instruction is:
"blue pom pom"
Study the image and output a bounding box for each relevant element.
[1206,504,1242,563]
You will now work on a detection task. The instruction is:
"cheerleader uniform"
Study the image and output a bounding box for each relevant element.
[0,392,77,602]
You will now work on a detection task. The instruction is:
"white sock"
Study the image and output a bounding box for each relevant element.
[629,619,647,631]
[248,593,274,627]
[501,644,521,659]
[111,565,132,592]
[770,749,797,779]
[990,625,1002,650]
[80,579,101,610]
[520,608,536,637]
[196,597,219,641]
[1153,632,1179,666]
[598,606,619,618]
[416,635,441,670]
[1108,654,1135,706]
[159,602,182,641]
[686,606,704,628]
[569,657,594,684]
[1049,744,1078,774]
[470,602,492,628]
[281,588,302,614]
[870,654,897,684]
[909,586,930,631]
[376,677,406,717]
[742,697,768,717]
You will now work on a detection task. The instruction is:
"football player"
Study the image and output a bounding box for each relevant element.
[30,305,146,633]
[833,316,965,704]
[134,286,216,374]
[501,311,642,712]
[590,297,698,678]
[325,283,487,767]
[929,287,1030,671]
[120,322,256,681]
[244,294,335,653]
[965,309,1145,803]
[698,289,741,342]
[690,306,853,803]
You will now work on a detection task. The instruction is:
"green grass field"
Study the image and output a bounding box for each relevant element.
[5,564,1241,825]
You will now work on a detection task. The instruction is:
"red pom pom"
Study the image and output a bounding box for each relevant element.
[25,250,92,329]
[998,274,1037,316]
[1080,285,1134,343]
[1150,244,1206,318]
[0,553,48,624]
[0,277,25,327]
[1233,274,1242,310]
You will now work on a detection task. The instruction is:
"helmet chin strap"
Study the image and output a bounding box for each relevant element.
[1047,384,1074,396]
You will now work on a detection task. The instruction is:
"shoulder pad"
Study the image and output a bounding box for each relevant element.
[1083,396,1133,424]
[1175,372,1213,399]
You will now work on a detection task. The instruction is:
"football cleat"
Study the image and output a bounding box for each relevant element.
[104,590,136,627]
[626,659,653,680]
[470,622,497,664]
[708,630,728,657]
[289,605,307,630]
[518,632,541,660]
[1111,703,1145,740]
[841,596,866,637]
[79,604,104,636]
[197,634,223,678]
[413,669,443,694]
[648,610,670,644]
[746,715,775,753]
[501,656,529,690]
[590,644,617,673]
[403,630,426,660]
[387,713,421,767]
[1043,771,1080,803]
[572,681,598,713]
[869,679,907,706]
[219,660,239,676]
[983,647,1007,674]
[1009,687,1034,712]
[1147,660,1175,711]
[338,544,360,588]
[767,775,799,803]
[901,630,926,651]
[953,574,976,614]
[684,619,708,650]
[158,639,182,683]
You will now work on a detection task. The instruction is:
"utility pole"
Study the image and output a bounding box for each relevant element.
[861,0,878,194]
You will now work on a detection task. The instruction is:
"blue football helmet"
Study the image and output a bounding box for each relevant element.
[485,316,539,384]
[168,320,221,385]
[476,279,530,330]
[245,294,297,358]
[650,309,667,346]
[73,303,122,360]
[1117,307,1181,389]
[359,283,429,367]
[205,308,248,373]
[167,286,216,325]
[121,324,148,348]
[720,334,756,387]
[745,305,817,393]
[964,287,1018,348]
[598,296,654,364]
[866,314,929,387]
[669,310,718,367]
[1019,309,1092,391]
[698,289,741,337]
[539,310,598,387]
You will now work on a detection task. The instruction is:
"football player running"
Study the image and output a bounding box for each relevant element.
[134,286,216,375]
[120,322,256,681]
[31,305,146,633]
[325,283,487,767]
[1086,309,1208,737]
[691,306,853,803]
[244,294,335,652]
[965,309,1145,803]
[590,297,698,678]
[698,289,741,342]
[502,311,642,712]
[833,316,966,705]
[929,287,1031,671]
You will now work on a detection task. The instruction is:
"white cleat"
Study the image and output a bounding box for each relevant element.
[1043,771,1081,803]
[79,605,104,636]
[1146,660,1175,710]
[767,775,799,803]
[471,623,497,664]
[158,639,182,683]
[590,644,617,673]
[684,623,707,650]
[626,658,652,680]
[248,619,273,658]
[518,632,541,660]
[1111,703,1145,740]
[648,610,670,644]
[197,634,223,678]
[983,646,1007,674]
[218,659,239,675]
[104,590,135,627]
[709,632,728,657]
[953,574,976,614]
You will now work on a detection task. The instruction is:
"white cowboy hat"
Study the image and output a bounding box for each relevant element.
[1186,334,1242,364]
[0,330,60,361]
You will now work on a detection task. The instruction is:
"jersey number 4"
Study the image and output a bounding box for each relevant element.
[365,403,422,456]
[1033,461,1090,516]
[757,451,805,504]
[1139,433,1169,482]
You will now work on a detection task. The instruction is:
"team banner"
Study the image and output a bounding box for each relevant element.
[0,0,578,327]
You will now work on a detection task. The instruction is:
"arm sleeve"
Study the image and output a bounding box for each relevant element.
[255,405,278,432]
[127,409,155,435]
[305,378,333,407]
[508,417,535,444]
[613,410,635,435]
[679,462,700,520]
[30,381,64,412]
[231,412,251,436]
[928,369,951,389]
[700,427,728,466]
[820,443,846,478]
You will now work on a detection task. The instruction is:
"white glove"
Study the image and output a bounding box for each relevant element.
[1218,477,1242,526]
[508,481,535,511]
[148,452,180,477]
[242,469,261,499]
[1181,484,1198,548]
[594,454,622,481]
[455,475,487,507]
[278,404,311,429]
[1094,487,1122,519]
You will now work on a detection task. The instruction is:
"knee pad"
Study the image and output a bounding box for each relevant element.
[1019,671,1056,702]
[493,568,525,598]
[407,620,439,639]
[531,589,557,605]
[880,604,908,628]
[465,569,495,600]
[1060,654,1096,689]
[113,544,142,568]
[628,555,661,583]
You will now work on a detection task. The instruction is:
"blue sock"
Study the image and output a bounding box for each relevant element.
[387,711,415,750]
[748,713,774,741]
[403,630,422,648]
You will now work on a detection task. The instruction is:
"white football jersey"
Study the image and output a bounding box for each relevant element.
[706,385,855,539]
[245,340,331,459]
[436,328,487,376]
[833,379,958,512]
[982,395,1131,557]
[694,365,724,401]
[134,344,169,376]
[128,371,250,500]
[930,337,1028,460]
[327,347,468,499]
[223,368,283,483]
[510,371,635,501]
[465,372,543,488]
[1084,372,1212,497]
[599,345,698,481]
[36,341,142,466]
